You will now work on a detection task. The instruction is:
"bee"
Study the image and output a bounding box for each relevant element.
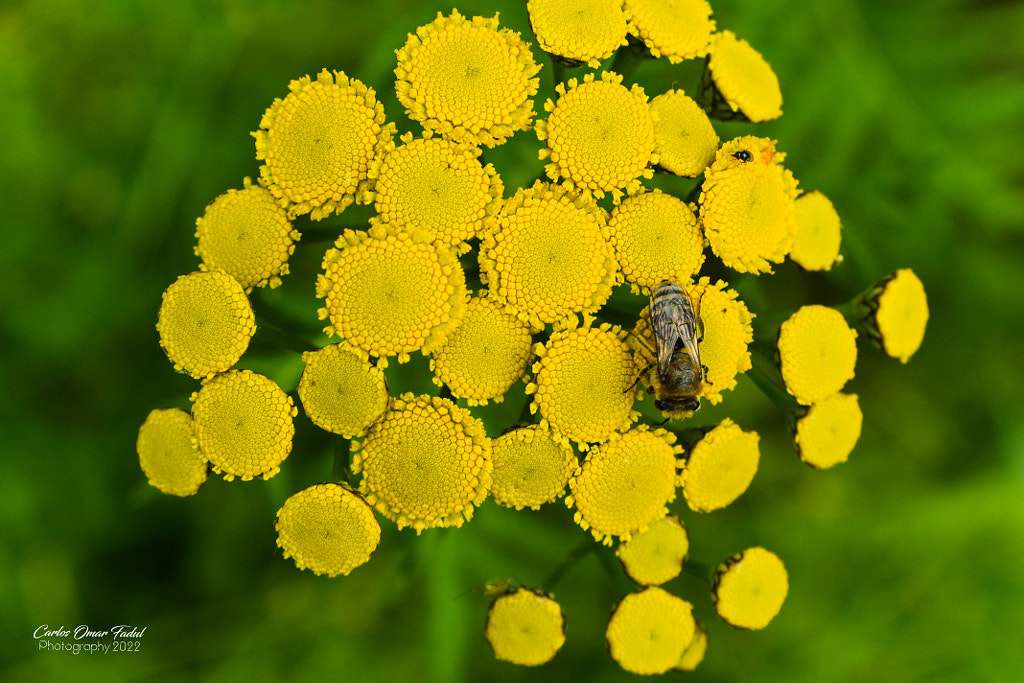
[631,280,709,418]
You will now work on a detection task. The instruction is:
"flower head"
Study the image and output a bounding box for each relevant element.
[795,393,862,469]
[623,0,714,63]
[527,321,637,448]
[194,177,301,290]
[156,271,255,379]
[430,296,534,405]
[649,89,719,177]
[527,0,627,68]
[190,370,297,481]
[485,588,566,666]
[136,408,208,497]
[479,182,617,328]
[679,418,760,512]
[778,305,858,405]
[253,68,394,221]
[566,425,680,545]
[490,424,577,510]
[705,31,783,122]
[699,136,799,274]
[297,342,390,438]
[607,189,705,294]
[535,71,656,200]
[713,547,788,629]
[372,133,503,249]
[606,587,696,675]
[616,514,689,586]
[689,278,754,403]
[791,190,843,271]
[859,268,929,363]
[395,10,541,148]
[351,394,491,533]
[675,621,708,672]
[316,226,468,364]
[275,483,381,577]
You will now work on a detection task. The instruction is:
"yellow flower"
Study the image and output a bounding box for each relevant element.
[297,342,390,439]
[623,0,715,63]
[526,321,637,448]
[674,621,708,672]
[791,190,843,271]
[679,418,760,513]
[430,296,534,405]
[274,483,381,577]
[485,588,566,666]
[395,10,541,148]
[616,514,689,586]
[194,177,301,291]
[156,271,256,380]
[699,136,799,274]
[705,30,783,122]
[190,369,297,481]
[778,305,858,405]
[795,393,862,469]
[535,71,656,200]
[649,89,720,177]
[859,268,929,363]
[607,189,705,294]
[253,68,394,221]
[606,587,696,675]
[479,182,617,328]
[372,133,503,250]
[566,426,680,545]
[713,547,788,630]
[136,408,208,497]
[490,424,577,510]
[351,393,491,533]
[526,0,628,68]
[316,225,467,365]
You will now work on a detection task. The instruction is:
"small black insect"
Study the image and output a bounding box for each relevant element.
[732,150,752,162]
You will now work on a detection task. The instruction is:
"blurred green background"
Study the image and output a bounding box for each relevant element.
[2,0,1022,680]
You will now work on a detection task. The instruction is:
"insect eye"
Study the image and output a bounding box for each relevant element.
[732,150,752,162]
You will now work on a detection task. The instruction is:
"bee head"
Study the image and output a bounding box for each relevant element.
[655,396,700,413]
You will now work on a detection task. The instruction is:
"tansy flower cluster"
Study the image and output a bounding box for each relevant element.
[138,1,928,675]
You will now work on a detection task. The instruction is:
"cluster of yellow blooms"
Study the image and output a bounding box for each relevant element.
[137,0,930,674]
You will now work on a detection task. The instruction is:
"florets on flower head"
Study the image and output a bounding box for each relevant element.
[527,0,628,68]
[623,0,715,63]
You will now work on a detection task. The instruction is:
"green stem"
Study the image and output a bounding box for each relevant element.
[683,560,715,584]
[254,314,318,354]
[610,40,652,82]
[541,540,595,591]
[332,437,351,485]
[747,350,798,415]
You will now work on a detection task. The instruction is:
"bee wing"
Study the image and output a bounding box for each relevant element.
[655,328,678,376]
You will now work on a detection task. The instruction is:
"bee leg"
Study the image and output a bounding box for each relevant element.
[702,364,712,385]
[624,362,653,394]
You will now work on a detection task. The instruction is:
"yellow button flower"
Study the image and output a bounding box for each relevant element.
[395,10,541,148]
[607,189,705,294]
[136,408,208,497]
[649,89,719,177]
[705,30,783,122]
[606,587,696,675]
[713,547,788,630]
[485,588,566,666]
[689,278,754,403]
[795,393,862,469]
[351,394,491,533]
[859,268,929,363]
[566,426,680,545]
[275,483,381,577]
[674,621,708,672]
[778,305,858,405]
[536,71,656,201]
[156,271,256,380]
[699,136,799,274]
[372,133,503,249]
[479,182,617,328]
[527,321,637,448]
[316,225,468,365]
[194,177,301,291]
[791,190,843,271]
[297,342,390,439]
[430,296,534,405]
[623,0,714,63]
[490,424,577,510]
[253,68,394,221]
[527,0,628,68]
[616,514,689,586]
[190,369,297,481]
[679,418,760,513]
